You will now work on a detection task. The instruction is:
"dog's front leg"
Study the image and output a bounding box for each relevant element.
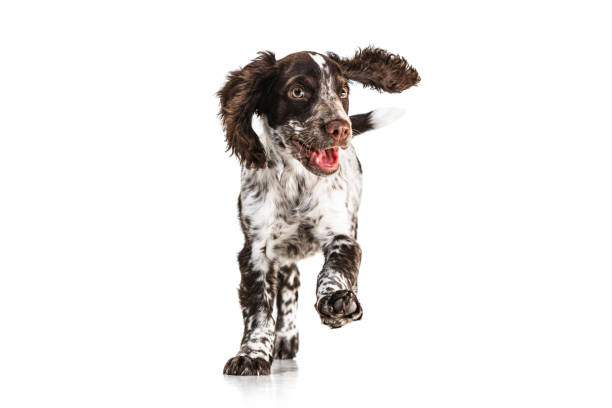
[315,235,363,328]
[223,241,278,376]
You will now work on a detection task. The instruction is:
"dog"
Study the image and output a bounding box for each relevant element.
[218,47,419,375]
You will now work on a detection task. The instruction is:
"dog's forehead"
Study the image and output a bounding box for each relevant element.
[277,52,340,78]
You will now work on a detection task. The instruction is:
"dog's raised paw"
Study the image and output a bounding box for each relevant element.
[223,355,271,376]
[316,290,363,328]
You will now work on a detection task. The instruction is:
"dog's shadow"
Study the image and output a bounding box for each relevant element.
[222,360,299,399]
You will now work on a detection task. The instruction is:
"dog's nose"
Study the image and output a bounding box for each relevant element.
[325,120,351,142]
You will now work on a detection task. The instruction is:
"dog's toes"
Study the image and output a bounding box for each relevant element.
[223,355,271,376]
[333,294,358,315]
[316,290,363,328]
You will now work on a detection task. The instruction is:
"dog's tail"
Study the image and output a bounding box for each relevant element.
[350,107,405,136]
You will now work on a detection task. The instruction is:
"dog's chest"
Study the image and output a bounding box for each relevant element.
[266,172,343,261]
[241,151,362,263]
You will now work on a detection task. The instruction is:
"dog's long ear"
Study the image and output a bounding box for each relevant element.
[328,47,420,93]
[217,52,277,169]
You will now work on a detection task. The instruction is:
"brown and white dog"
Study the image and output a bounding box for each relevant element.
[218,47,419,375]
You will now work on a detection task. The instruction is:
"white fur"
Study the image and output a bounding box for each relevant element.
[369,107,406,129]
[309,53,328,71]
[309,53,350,123]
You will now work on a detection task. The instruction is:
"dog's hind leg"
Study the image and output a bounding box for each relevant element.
[273,263,300,359]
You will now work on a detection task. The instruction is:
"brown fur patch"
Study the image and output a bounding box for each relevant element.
[328,46,420,93]
[217,51,277,168]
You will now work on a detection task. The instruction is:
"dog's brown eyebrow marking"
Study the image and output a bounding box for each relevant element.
[284,75,316,89]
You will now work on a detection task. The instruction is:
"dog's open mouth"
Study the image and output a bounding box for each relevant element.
[292,140,339,173]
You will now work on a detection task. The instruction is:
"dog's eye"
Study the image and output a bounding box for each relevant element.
[340,86,349,99]
[290,87,305,99]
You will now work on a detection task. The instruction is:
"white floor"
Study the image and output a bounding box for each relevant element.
[2,1,612,406]
[5,250,610,407]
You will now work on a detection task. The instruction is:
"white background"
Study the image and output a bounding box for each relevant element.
[1,1,611,407]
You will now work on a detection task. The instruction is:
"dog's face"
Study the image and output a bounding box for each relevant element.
[263,52,351,175]
[218,47,420,175]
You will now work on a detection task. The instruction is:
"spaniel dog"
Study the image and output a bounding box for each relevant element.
[218,47,419,375]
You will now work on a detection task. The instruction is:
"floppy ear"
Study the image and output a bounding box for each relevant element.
[328,46,420,93]
[217,52,277,169]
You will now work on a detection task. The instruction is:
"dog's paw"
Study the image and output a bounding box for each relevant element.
[315,290,363,328]
[274,334,299,360]
[223,355,271,376]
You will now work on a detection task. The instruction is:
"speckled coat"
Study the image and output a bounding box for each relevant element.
[218,47,419,375]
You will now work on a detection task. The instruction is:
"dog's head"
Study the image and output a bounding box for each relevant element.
[218,47,420,176]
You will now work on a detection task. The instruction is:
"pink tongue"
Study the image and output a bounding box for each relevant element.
[309,147,339,169]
